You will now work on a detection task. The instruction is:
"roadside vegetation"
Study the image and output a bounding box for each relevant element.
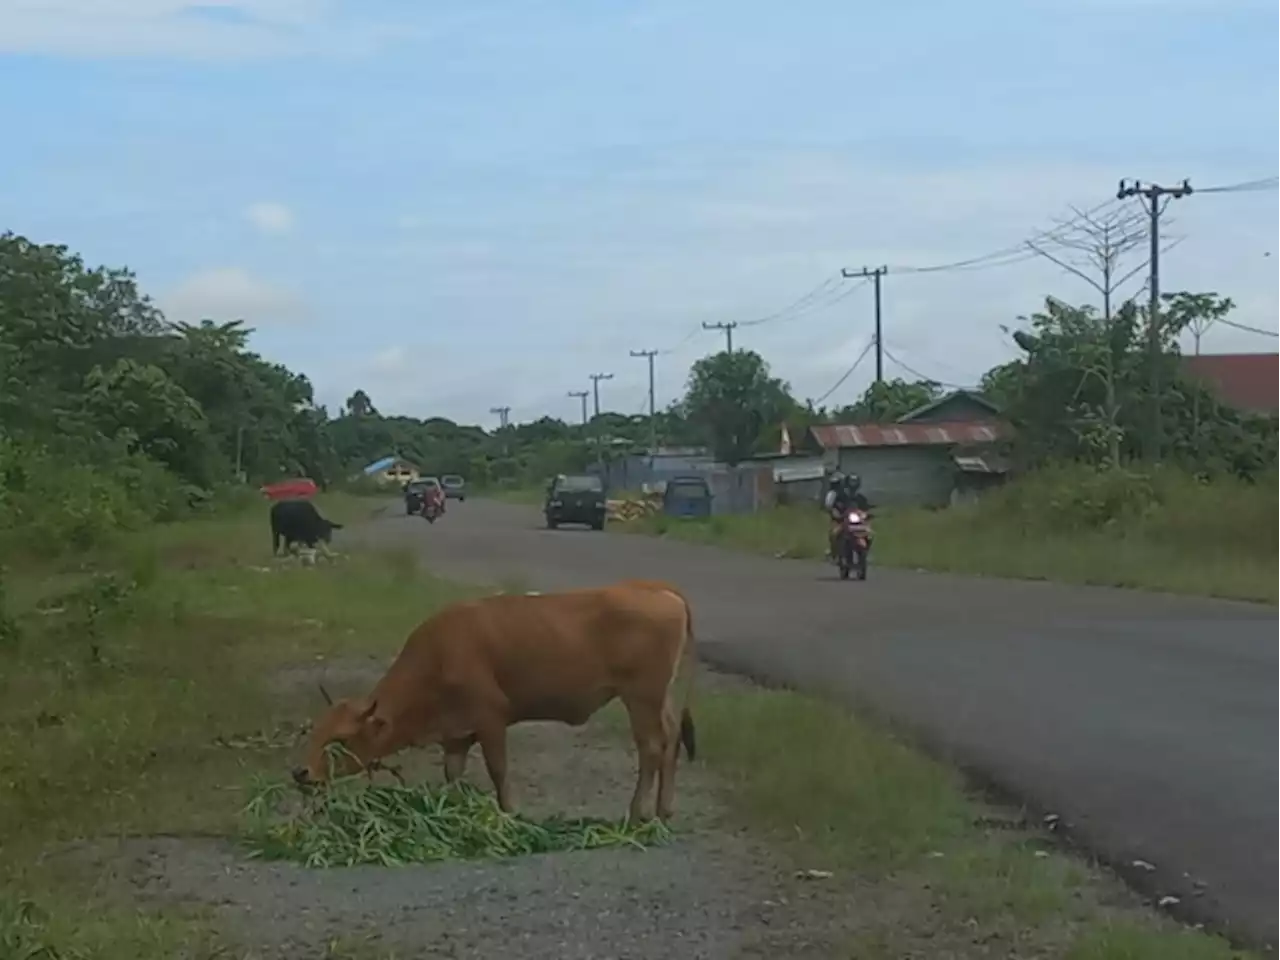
[621,462,1278,604]
[0,503,1255,958]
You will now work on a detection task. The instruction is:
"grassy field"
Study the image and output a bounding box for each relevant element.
[0,495,1257,958]
[619,466,1278,604]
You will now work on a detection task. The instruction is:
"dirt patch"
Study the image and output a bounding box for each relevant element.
[71,669,865,959]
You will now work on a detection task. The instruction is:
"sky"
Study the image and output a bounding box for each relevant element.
[1,0,1276,427]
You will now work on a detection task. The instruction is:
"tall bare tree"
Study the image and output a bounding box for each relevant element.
[1025,205,1184,467]
[1026,204,1151,323]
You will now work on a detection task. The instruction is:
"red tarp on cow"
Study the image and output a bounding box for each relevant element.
[260,478,318,501]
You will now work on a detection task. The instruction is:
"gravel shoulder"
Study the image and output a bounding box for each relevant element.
[76,661,868,960]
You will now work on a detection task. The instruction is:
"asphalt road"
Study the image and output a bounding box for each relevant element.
[357,498,1277,947]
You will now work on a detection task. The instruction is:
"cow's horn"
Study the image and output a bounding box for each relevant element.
[318,683,333,705]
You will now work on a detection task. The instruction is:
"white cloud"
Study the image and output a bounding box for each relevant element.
[244,201,295,235]
[160,267,306,325]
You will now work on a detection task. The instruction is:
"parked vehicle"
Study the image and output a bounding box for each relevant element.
[662,475,713,519]
[404,477,443,516]
[441,474,466,501]
[544,474,606,530]
[834,508,872,581]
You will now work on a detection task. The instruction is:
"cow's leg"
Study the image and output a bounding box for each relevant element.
[623,696,665,823]
[442,736,474,783]
[477,726,512,812]
[655,698,682,821]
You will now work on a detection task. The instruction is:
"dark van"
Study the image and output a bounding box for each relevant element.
[544,474,607,530]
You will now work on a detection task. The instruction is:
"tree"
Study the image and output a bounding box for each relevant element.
[831,378,943,423]
[992,291,1273,476]
[344,389,377,418]
[681,350,794,465]
[1162,292,1234,357]
[83,358,218,482]
[1026,205,1151,324]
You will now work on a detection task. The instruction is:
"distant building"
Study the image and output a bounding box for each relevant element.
[1180,353,1278,415]
[806,390,1012,508]
[361,455,420,486]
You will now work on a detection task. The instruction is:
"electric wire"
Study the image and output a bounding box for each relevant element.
[812,338,876,406]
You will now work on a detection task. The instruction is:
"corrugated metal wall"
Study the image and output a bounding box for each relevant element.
[836,446,956,507]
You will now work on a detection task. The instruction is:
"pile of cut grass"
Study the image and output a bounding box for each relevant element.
[243,777,672,867]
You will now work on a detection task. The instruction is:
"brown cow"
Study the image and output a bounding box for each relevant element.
[294,580,697,822]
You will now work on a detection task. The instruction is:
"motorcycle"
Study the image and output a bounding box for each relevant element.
[421,494,444,524]
[835,509,872,581]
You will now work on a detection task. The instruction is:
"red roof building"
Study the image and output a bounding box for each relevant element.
[809,420,1011,450]
[1180,353,1278,415]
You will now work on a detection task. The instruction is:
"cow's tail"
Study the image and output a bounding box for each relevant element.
[677,593,697,762]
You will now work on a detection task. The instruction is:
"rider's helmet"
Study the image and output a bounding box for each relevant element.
[845,473,862,494]
[827,471,844,491]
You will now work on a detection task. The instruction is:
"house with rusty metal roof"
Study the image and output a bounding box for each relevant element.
[1180,353,1278,415]
[806,390,1013,507]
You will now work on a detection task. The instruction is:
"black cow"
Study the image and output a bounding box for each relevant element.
[270,499,343,557]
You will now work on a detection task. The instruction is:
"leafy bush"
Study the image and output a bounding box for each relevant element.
[0,437,201,559]
[971,461,1277,557]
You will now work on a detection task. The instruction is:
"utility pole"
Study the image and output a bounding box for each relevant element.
[567,390,589,425]
[842,266,888,383]
[1116,178,1192,461]
[701,320,738,353]
[588,372,613,418]
[488,405,511,429]
[630,349,659,455]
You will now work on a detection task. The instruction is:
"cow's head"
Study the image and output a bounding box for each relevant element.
[292,685,389,787]
[320,520,344,543]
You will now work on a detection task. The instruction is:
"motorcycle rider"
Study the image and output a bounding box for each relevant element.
[824,472,871,560]
[422,481,446,518]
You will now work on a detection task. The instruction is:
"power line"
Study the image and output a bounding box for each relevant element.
[1217,317,1279,338]
[1197,176,1278,194]
[740,275,869,328]
[881,346,974,390]
[738,275,842,327]
[888,197,1124,275]
[813,338,876,406]
[662,324,705,353]
[567,390,589,425]
[488,405,511,429]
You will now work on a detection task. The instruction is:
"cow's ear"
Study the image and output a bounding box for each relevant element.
[357,698,378,722]
[330,522,344,530]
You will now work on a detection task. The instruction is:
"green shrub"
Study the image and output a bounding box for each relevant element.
[957,462,1276,559]
[0,437,203,559]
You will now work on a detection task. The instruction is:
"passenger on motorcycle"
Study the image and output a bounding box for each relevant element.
[823,472,871,560]
[423,483,446,517]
